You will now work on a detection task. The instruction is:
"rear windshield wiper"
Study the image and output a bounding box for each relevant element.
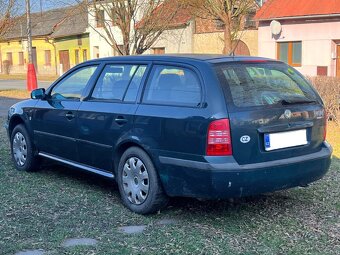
[279,99,317,105]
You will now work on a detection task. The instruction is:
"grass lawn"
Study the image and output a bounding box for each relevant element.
[0,118,339,254]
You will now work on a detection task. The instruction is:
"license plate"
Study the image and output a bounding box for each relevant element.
[264,129,307,151]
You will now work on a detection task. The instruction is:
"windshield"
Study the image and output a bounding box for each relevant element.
[214,62,318,108]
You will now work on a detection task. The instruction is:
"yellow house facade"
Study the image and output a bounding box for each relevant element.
[54,34,90,75]
[0,38,56,75]
[0,5,89,76]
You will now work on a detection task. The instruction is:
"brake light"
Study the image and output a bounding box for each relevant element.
[324,110,327,141]
[206,119,232,156]
[242,60,268,63]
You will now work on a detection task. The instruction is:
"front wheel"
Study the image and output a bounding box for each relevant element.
[11,124,40,172]
[117,147,168,214]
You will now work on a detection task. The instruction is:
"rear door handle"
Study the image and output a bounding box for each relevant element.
[66,112,75,120]
[115,116,128,125]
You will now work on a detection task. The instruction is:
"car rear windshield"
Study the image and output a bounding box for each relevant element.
[214,61,318,108]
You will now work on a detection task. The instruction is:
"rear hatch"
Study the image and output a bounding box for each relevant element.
[214,61,326,165]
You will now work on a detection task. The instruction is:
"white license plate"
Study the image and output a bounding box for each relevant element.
[264,129,307,151]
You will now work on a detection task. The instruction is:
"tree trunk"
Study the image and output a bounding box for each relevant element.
[223,23,233,55]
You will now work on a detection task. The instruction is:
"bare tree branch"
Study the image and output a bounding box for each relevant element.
[183,0,258,54]
[0,0,16,39]
[75,0,186,55]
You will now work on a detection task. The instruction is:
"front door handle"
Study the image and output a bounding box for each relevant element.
[115,116,128,125]
[66,112,75,120]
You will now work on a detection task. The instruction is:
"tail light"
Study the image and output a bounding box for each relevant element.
[206,119,232,156]
[324,110,327,141]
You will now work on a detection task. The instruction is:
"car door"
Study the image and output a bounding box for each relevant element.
[32,65,99,162]
[134,63,210,160]
[76,63,149,171]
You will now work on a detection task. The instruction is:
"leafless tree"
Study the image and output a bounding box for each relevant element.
[78,0,185,55]
[0,0,15,39]
[185,0,258,54]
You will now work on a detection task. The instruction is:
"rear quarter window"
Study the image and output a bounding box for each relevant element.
[143,65,202,107]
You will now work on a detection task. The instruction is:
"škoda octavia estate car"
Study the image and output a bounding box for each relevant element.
[5,55,332,214]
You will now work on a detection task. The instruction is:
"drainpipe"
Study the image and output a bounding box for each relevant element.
[46,38,58,75]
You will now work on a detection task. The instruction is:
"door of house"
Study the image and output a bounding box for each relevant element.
[59,50,70,73]
[32,47,38,73]
[337,45,340,77]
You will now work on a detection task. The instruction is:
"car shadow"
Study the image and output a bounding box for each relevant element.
[37,158,305,217]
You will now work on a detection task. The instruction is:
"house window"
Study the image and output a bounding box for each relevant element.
[215,19,225,30]
[152,47,165,55]
[77,35,82,46]
[244,12,256,29]
[96,10,105,28]
[111,8,117,26]
[93,46,100,58]
[75,49,80,64]
[6,52,13,65]
[45,50,51,66]
[83,49,88,61]
[18,52,24,66]
[277,41,302,67]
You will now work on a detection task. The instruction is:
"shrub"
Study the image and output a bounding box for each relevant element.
[2,60,11,74]
[308,76,340,124]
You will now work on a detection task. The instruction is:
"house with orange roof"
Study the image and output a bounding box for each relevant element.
[255,0,340,77]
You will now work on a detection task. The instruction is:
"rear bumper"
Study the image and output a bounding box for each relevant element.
[158,142,333,199]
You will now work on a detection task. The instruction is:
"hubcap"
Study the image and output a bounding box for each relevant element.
[12,132,28,167]
[122,157,149,205]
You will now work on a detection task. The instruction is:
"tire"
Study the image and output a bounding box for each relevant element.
[10,124,40,172]
[117,147,169,214]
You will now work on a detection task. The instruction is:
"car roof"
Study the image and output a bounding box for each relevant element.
[86,54,274,65]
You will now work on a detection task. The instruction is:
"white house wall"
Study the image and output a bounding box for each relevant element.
[88,1,195,57]
[146,23,194,54]
[258,18,340,76]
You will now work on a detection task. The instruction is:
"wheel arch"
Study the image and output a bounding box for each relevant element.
[8,115,26,137]
[113,139,155,176]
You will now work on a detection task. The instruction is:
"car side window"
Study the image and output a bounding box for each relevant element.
[143,65,201,107]
[124,66,147,102]
[92,64,146,101]
[51,66,97,100]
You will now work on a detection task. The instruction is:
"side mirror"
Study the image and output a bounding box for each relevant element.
[31,88,46,100]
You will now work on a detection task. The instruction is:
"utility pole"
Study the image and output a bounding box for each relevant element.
[26,0,37,91]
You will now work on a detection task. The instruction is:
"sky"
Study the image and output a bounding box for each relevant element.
[12,0,79,14]
[30,0,78,12]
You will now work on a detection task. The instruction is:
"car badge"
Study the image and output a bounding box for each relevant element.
[284,110,292,119]
[240,135,251,144]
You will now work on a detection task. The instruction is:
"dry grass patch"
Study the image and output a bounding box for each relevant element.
[0,89,29,99]
[0,73,58,81]
[328,122,340,158]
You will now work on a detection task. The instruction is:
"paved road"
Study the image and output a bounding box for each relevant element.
[0,80,52,90]
[0,98,21,117]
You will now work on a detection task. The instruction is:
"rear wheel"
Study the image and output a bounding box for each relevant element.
[11,124,40,172]
[117,147,168,214]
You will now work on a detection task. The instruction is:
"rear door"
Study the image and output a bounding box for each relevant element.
[76,63,149,171]
[214,61,326,165]
[134,63,209,160]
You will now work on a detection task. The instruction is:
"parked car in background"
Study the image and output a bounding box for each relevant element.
[5,55,332,214]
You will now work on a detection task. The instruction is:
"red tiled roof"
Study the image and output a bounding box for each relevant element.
[255,0,340,20]
[136,3,192,29]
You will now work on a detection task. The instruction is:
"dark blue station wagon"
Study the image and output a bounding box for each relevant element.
[5,55,332,214]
